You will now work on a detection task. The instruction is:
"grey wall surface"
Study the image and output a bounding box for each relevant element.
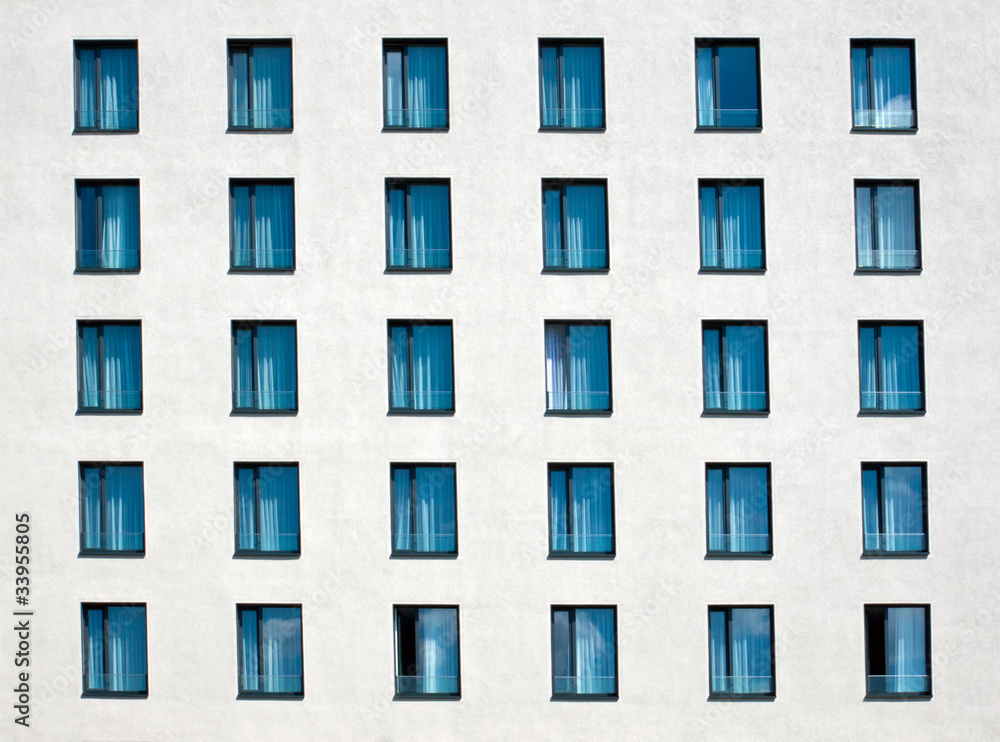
[1,0,998,739]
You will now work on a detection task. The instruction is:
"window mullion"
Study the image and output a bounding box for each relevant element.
[716,185,725,264]
[407,327,415,405]
[94,50,102,123]
[560,186,569,267]
[405,185,413,264]
[565,469,575,542]
[249,185,256,256]
[722,468,731,545]
[247,47,255,114]
[410,468,418,546]
[99,466,108,551]
[870,186,879,255]
[254,466,262,552]
[556,46,565,126]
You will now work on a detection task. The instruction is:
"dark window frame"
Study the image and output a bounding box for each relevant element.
[704,463,773,557]
[228,178,296,272]
[701,320,770,415]
[381,39,450,132]
[541,178,610,272]
[236,603,305,699]
[850,40,918,133]
[694,38,763,131]
[707,604,776,700]
[393,604,462,699]
[80,602,148,698]
[389,463,459,558]
[697,178,766,272]
[73,40,139,133]
[384,178,453,272]
[857,320,925,414]
[550,605,619,700]
[230,320,299,414]
[386,320,455,414]
[861,462,929,557]
[547,463,616,558]
[544,319,614,415]
[864,604,932,699]
[227,39,294,132]
[75,179,141,273]
[537,38,607,131]
[853,179,922,272]
[78,462,145,556]
[233,462,301,557]
[76,320,143,414]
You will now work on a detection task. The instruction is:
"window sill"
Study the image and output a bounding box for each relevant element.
[229,267,295,275]
[226,126,293,134]
[234,551,300,559]
[542,267,610,274]
[708,693,775,702]
[231,409,298,416]
[857,409,925,417]
[72,128,139,135]
[701,409,769,417]
[79,550,145,558]
[390,551,458,559]
[550,694,618,701]
[82,690,147,699]
[851,126,918,135]
[538,126,607,133]
[393,693,461,701]
[76,408,143,415]
[237,692,304,700]
[548,552,615,560]
[387,409,455,417]
[381,126,450,133]
[75,267,141,275]
[861,551,928,559]
[695,126,763,133]
[864,692,931,701]
[705,552,772,560]
[854,268,921,275]
[699,267,766,275]
[544,409,613,417]
[384,267,453,274]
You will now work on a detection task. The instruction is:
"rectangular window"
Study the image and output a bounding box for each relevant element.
[76,180,140,271]
[394,606,460,697]
[865,605,931,697]
[74,41,138,131]
[228,40,293,130]
[855,181,920,271]
[77,321,142,412]
[383,41,449,129]
[235,464,300,555]
[702,322,768,412]
[539,40,606,130]
[230,180,295,270]
[237,605,304,696]
[862,464,928,555]
[699,180,764,270]
[549,465,614,556]
[543,180,608,270]
[859,322,924,412]
[391,465,457,556]
[79,464,144,555]
[232,322,298,412]
[81,604,147,695]
[386,180,452,270]
[708,606,775,697]
[388,321,454,412]
[551,606,617,698]
[851,41,916,130]
[706,465,771,555]
[545,321,611,412]
[696,40,761,129]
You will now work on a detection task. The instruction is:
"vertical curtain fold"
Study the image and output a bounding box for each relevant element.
[80,325,100,409]
[727,467,769,552]
[239,608,260,691]
[258,466,299,552]
[569,467,613,553]
[102,325,141,410]
[255,325,296,410]
[84,608,106,689]
[703,328,722,409]
[406,46,447,128]
[886,607,927,693]
[873,185,916,269]
[859,326,878,408]
[416,608,459,694]
[543,188,564,267]
[882,466,924,552]
[100,185,140,269]
[709,610,728,693]
[722,325,766,411]
[229,49,249,127]
[81,468,103,550]
[231,185,252,267]
[411,325,453,410]
[851,47,870,127]
[77,48,97,128]
[730,608,772,694]
[252,184,294,269]
[234,328,254,409]
[407,184,450,269]
[696,47,716,126]
[104,465,143,551]
[390,326,410,409]
[862,468,881,551]
[721,185,762,269]
[706,469,726,552]
[855,185,874,266]
[549,469,569,552]
[260,607,303,693]
[384,48,404,126]
[545,324,567,409]
[568,324,610,410]
[392,469,412,552]
[106,606,146,692]
[415,467,456,552]
[251,46,292,128]
[561,46,603,128]
[100,47,138,130]
[871,46,912,128]
[540,46,560,126]
[237,467,257,551]
[387,187,407,267]
[879,325,921,410]
[700,185,720,267]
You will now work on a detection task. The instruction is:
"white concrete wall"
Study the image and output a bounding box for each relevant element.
[1,0,999,739]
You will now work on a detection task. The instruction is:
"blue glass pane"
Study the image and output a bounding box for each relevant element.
[717,46,760,127]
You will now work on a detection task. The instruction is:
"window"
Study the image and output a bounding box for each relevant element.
[858,322,924,412]
[551,606,617,698]
[235,464,300,555]
[386,180,451,270]
[74,41,138,131]
[230,180,295,270]
[702,322,768,413]
[237,605,304,697]
[77,321,142,412]
[696,40,761,129]
[391,465,457,556]
[539,40,605,129]
[388,321,454,412]
[855,181,920,271]
[76,180,140,271]
[81,604,147,695]
[394,606,460,697]
[232,322,298,412]
[79,464,144,555]
[708,606,775,697]
[851,41,916,130]
[699,180,764,270]
[549,465,614,556]
[545,321,611,412]
[228,40,293,130]
[706,465,771,556]
[865,605,931,697]
[863,464,928,555]
[383,41,448,129]
[543,180,608,270]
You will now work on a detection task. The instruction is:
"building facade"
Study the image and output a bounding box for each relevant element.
[1,0,999,738]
